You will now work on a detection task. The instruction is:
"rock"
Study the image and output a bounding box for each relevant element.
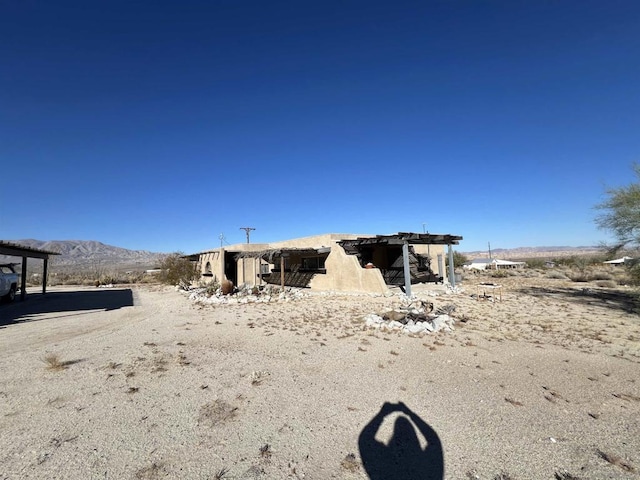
[432,314,454,332]
[388,320,405,330]
[383,310,407,322]
[407,322,425,334]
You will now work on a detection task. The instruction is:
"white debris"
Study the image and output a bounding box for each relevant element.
[187,284,309,305]
[362,309,455,335]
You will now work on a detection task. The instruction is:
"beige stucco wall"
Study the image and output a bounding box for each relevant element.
[309,239,388,294]
[194,233,456,291]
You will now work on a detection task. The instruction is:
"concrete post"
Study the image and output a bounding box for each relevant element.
[448,244,455,288]
[437,254,444,282]
[402,241,412,298]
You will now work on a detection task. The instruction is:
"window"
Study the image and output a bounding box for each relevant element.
[301,256,326,270]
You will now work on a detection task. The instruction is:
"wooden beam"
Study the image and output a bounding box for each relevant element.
[280,256,285,291]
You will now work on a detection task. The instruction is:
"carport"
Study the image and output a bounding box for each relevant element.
[0,241,61,301]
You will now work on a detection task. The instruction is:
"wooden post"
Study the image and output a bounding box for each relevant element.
[280,256,285,291]
[402,241,412,298]
[43,258,49,294]
[20,256,27,301]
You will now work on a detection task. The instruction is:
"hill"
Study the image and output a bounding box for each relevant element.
[461,245,606,260]
[1,239,167,273]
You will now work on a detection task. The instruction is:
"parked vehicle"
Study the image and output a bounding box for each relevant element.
[0,263,20,302]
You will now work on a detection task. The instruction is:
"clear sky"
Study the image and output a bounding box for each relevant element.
[1,1,638,253]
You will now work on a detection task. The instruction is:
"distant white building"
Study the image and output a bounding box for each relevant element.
[603,256,633,266]
[464,258,526,270]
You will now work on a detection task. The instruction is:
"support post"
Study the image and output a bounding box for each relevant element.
[402,241,412,298]
[20,256,27,301]
[437,254,444,283]
[43,258,49,294]
[253,258,257,287]
[280,256,285,291]
[448,244,455,288]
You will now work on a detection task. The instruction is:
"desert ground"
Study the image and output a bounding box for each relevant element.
[1,272,639,479]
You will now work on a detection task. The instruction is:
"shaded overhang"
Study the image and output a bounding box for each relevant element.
[235,247,331,262]
[337,232,462,254]
[0,241,62,300]
[0,241,61,260]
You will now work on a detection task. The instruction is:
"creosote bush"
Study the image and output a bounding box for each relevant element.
[158,253,198,287]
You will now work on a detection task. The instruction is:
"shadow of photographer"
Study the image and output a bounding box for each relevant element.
[358,402,444,480]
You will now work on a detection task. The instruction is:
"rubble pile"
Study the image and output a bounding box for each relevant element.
[187,284,308,305]
[364,300,456,334]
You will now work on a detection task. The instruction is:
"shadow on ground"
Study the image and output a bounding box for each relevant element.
[517,286,640,314]
[359,402,444,480]
[0,289,134,327]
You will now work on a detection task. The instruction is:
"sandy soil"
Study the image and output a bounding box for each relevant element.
[1,276,639,480]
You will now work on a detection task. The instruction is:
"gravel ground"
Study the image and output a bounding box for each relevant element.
[0,279,639,479]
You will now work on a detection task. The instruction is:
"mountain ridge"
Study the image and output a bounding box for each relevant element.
[1,239,167,272]
[462,245,605,259]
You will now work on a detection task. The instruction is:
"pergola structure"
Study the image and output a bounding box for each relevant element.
[0,241,61,301]
[338,232,463,296]
[236,247,332,289]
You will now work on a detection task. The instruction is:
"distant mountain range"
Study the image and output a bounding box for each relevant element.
[0,240,611,273]
[462,245,606,259]
[1,240,167,272]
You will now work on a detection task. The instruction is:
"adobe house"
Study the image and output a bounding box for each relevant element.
[190,232,462,295]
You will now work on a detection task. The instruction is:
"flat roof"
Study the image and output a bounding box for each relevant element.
[0,241,61,260]
[338,232,462,249]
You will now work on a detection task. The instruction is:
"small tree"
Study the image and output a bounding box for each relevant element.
[452,251,469,269]
[159,253,198,287]
[596,164,640,251]
[596,165,640,284]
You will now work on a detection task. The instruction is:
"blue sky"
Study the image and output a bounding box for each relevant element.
[1,1,638,253]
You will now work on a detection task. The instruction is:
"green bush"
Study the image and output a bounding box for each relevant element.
[158,253,198,287]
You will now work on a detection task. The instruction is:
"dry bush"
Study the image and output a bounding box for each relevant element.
[567,271,591,282]
[340,453,360,472]
[595,280,617,288]
[546,270,567,280]
[214,468,229,479]
[42,353,68,371]
[589,270,613,281]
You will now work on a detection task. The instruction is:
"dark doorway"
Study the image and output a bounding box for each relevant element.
[224,252,237,285]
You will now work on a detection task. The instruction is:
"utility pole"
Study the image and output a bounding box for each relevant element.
[240,227,255,244]
[219,233,225,248]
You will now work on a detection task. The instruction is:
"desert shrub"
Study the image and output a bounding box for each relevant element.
[522,270,541,278]
[491,269,508,278]
[452,251,469,268]
[545,270,567,280]
[204,281,220,297]
[567,271,591,282]
[595,280,617,288]
[589,270,613,281]
[524,258,546,269]
[158,253,198,287]
[625,263,640,285]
